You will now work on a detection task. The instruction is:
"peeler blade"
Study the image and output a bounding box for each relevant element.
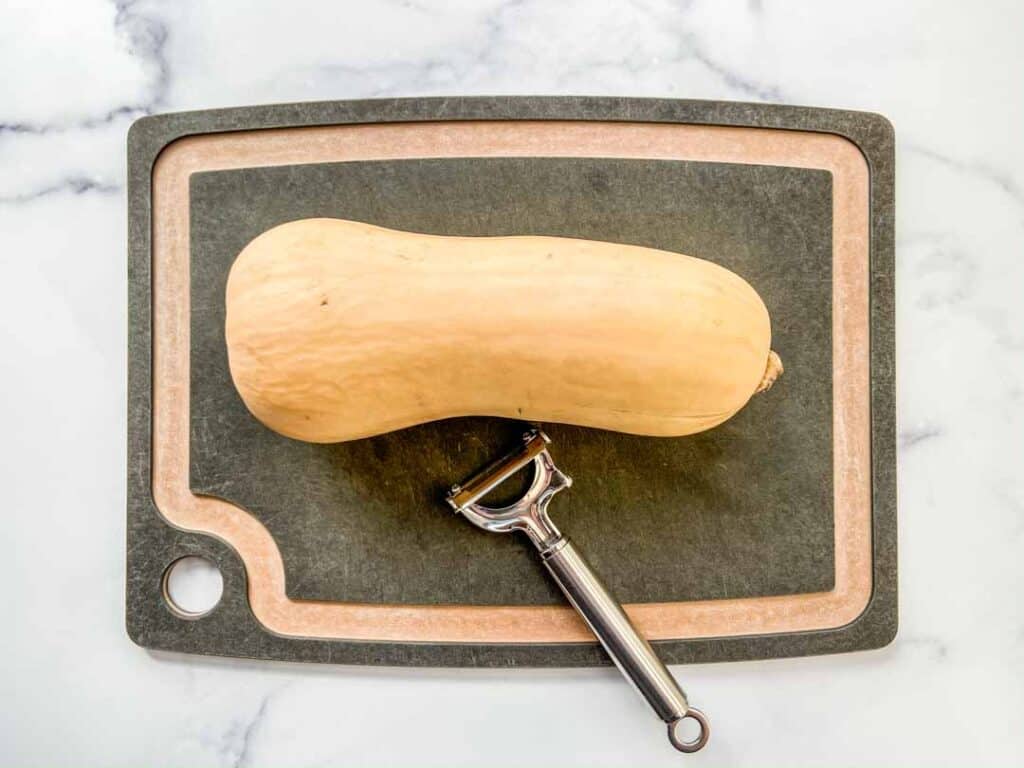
[446,429,550,511]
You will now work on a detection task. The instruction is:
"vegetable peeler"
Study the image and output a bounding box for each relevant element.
[446,429,710,754]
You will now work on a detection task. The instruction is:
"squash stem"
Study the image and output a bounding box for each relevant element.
[756,350,784,393]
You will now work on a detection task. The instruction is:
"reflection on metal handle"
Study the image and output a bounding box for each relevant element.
[541,538,709,753]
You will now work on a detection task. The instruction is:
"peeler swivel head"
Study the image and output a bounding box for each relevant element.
[445,429,572,551]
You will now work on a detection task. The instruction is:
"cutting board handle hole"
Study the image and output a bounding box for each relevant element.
[162,556,223,619]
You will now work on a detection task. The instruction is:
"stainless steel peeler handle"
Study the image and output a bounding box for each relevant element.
[446,429,709,754]
[540,537,709,752]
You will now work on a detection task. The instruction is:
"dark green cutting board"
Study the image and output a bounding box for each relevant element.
[126,97,897,666]
[189,157,834,606]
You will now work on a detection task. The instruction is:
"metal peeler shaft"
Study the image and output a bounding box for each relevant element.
[540,537,707,751]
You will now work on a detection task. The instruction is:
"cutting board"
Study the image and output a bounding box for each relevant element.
[126,97,896,665]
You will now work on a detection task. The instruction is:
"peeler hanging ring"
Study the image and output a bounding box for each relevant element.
[668,708,711,753]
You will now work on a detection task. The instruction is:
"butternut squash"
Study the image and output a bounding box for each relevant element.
[225,218,782,443]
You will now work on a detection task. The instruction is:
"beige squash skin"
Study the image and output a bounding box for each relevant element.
[225,218,776,443]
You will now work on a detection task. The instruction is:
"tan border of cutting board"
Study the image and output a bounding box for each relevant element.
[151,120,870,643]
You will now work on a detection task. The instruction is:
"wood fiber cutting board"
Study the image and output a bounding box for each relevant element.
[126,97,896,666]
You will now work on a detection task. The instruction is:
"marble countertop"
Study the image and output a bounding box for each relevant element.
[2,0,1022,765]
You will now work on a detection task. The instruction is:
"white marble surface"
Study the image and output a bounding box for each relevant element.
[1,0,1022,764]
